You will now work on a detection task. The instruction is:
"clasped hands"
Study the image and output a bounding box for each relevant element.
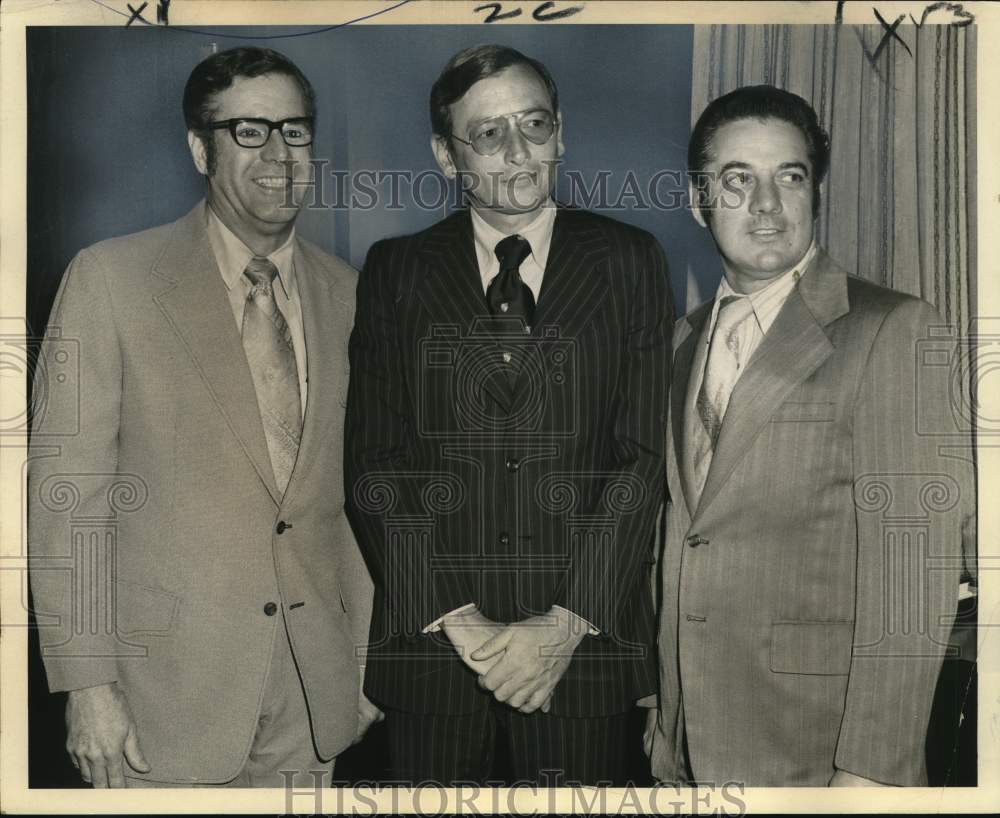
[441,605,588,714]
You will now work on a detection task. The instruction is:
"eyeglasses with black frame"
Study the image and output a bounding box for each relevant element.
[451,109,558,157]
[207,117,315,149]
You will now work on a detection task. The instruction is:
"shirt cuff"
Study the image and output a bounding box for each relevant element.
[422,603,477,634]
[553,605,600,636]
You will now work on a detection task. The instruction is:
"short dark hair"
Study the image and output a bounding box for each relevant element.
[688,84,830,215]
[429,44,559,141]
[183,47,316,174]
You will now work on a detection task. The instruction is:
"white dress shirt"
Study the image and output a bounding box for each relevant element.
[205,203,308,418]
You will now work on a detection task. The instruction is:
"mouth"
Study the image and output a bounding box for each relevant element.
[749,226,784,238]
[502,171,538,185]
[253,176,293,191]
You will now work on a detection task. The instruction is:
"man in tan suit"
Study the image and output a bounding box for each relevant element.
[646,85,974,786]
[28,47,378,788]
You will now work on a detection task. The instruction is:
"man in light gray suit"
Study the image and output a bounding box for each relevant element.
[28,47,378,788]
[645,85,974,786]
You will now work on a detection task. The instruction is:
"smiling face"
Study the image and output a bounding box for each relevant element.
[692,117,816,294]
[188,72,312,256]
[431,64,564,232]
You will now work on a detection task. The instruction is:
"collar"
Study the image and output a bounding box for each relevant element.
[715,241,818,335]
[470,202,557,274]
[204,202,297,297]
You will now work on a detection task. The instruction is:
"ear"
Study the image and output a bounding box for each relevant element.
[689,180,709,229]
[188,130,210,177]
[554,110,565,158]
[431,135,457,179]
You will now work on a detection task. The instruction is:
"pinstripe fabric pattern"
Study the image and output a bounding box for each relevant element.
[650,250,974,786]
[385,705,630,785]
[345,208,673,724]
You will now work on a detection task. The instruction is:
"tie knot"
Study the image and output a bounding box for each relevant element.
[244,256,278,287]
[495,235,532,271]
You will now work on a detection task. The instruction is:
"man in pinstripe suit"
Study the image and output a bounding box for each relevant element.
[645,85,974,786]
[345,45,673,784]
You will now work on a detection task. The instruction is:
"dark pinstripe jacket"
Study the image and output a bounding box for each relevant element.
[345,207,674,717]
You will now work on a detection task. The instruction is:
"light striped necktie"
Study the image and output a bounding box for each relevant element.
[690,294,755,502]
[242,256,302,494]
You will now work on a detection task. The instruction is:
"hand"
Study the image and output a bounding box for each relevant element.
[65,683,150,788]
[471,607,588,713]
[829,769,891,787]
[441,607,506,675]
[353,692,384,745]
[642,707,658,758]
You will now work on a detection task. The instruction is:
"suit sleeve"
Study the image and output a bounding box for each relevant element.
[344,240,477,635]
[552,233,673,634]
[28,248,123,692]
[835,298,974,785]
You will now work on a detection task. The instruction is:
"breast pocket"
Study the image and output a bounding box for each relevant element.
[769,400,836,423]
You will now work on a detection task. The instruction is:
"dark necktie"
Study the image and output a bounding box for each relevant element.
[487,235,535,330]
[241,256,302,495]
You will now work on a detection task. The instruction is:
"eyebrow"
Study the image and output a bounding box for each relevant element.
[718,160,811,176]
[467,107,553,129]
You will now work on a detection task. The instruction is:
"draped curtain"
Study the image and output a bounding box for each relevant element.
[690,24,976,332]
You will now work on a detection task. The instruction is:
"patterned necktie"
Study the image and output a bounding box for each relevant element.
[242,256,302,495]
[690,294,754,501]
[487,235,535,329]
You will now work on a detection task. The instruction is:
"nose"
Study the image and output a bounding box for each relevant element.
[259,127,292,162]
[749,176,782,214]
[503,123,530,166]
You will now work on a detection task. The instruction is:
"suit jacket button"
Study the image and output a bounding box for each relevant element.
[499,532,510,546]
[276,521,291,534]
[686,534,709,547]
[505,458,520,472]
[264,602,278,616]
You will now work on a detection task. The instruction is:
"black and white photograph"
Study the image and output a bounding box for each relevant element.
[0,0,992,813]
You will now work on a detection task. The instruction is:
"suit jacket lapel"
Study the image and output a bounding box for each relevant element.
[281,242,353,503]
[415,210,486,322]
[506,209,612,408]
[151,203,280,504]
[416,211,513,411]
[672,303,712,516]
[694,252,850,517]
[529,208,611,336]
